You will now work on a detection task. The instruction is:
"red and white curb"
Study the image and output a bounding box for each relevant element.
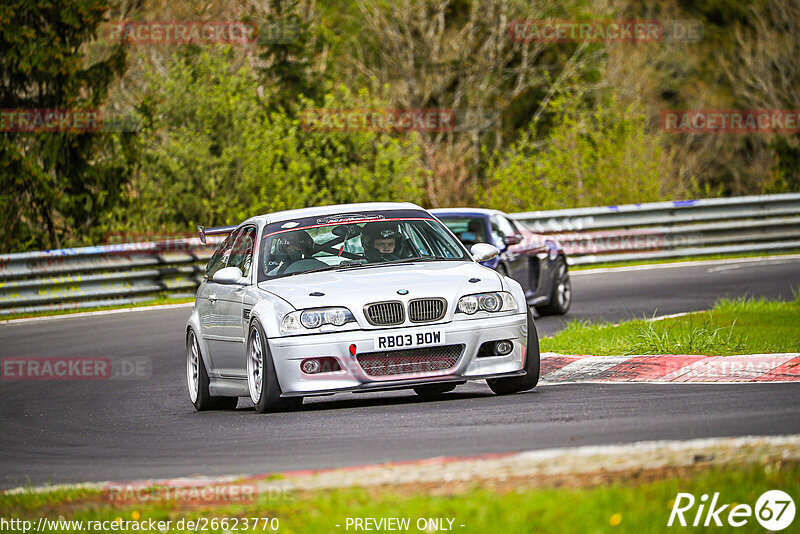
[540,352,800,383]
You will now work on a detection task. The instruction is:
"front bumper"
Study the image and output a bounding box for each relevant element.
[269,312,528,396]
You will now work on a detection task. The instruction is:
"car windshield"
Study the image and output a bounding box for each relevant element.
[437,217,489,247]
[260,216,470,279]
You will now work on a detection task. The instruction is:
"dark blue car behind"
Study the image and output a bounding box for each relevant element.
[431,208,572,315]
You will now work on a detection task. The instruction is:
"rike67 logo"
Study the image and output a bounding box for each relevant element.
[668,490,795,530]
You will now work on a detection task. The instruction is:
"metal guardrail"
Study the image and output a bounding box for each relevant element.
[511,193,800,266]
[1,193,799,316]
[0,238,223,316]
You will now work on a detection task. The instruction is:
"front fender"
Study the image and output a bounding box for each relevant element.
[248,295,296,340]
[185,305,215,377]
[500,275,527,313]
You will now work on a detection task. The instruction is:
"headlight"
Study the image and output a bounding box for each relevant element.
[457,292,517,314]
[281,307,355,333]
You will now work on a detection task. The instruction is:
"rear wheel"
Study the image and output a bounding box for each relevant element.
[535,257,571,316]
[247,320,303,413]
[486,308,540,395]
[187,329,238,411]
[413,383,458,399]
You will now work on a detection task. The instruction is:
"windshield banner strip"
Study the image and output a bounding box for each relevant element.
[261,216,434,239]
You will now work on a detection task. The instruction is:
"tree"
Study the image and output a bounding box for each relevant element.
[255,0,328,113]
[0,0,128,252]
[481,90,667,212]
[124,50,424,232]
[344,0,604,205]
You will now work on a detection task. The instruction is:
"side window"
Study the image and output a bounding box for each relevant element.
[228,226,257,277]
[205,231,237,280]
[504,217,524,236]
[490,215,514,243]
[423,221,464,258]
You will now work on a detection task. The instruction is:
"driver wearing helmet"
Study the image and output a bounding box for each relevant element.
[268,230,315,274]
[361,222,408,262]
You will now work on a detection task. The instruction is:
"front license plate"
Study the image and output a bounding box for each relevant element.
[374,330,446,350]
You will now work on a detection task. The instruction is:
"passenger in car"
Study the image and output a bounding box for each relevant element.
[270,231,315,274]
[361,222,410,262]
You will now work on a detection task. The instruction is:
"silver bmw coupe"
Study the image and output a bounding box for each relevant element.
[186,202,539,412]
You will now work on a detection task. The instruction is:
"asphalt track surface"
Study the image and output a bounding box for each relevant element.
[1,256,799,488]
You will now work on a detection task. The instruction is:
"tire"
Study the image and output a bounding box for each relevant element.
[413,383,458,399]
[535,256,571,316]
[187,329,238,411]
[247,319,302,413]
[486,307,540,395]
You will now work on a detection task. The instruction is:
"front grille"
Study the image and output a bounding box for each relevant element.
[364,301,404,326]
[408,298,446,323]
[356,344,463,377]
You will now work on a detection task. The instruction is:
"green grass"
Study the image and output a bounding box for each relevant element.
[0,462,796,533]
[541,293,800,355]
[0,295,194,322]
[570,250,800,271]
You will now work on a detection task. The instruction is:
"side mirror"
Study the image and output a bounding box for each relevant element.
[213,266,246,285]
[470,243,499,262]
[503,234,522,246]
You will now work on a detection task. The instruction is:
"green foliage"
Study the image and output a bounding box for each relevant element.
[481,89,665,212]
[766,135,800,193]
[123,50,424,231]
[625,316,747,355]
[0,0,128,251]
[256,0,328,113]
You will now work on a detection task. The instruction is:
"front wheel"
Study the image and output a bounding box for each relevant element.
[187,329,238,411]
[486,307,540,395]
[247,320,302,413]
[535,257,571,316]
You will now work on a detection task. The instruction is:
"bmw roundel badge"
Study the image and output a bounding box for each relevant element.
[397,289,409,295]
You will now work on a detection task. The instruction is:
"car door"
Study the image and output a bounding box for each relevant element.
[197,230,237,375]
[509,217,548,297]
[208,225,257,378]
[490,215,528,290]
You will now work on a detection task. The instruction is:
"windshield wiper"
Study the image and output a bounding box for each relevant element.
[276,257,448,278]
[378,255,450,265]
[279,261,364,277]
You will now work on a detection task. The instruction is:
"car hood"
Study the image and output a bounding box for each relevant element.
[258,261,503,310]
